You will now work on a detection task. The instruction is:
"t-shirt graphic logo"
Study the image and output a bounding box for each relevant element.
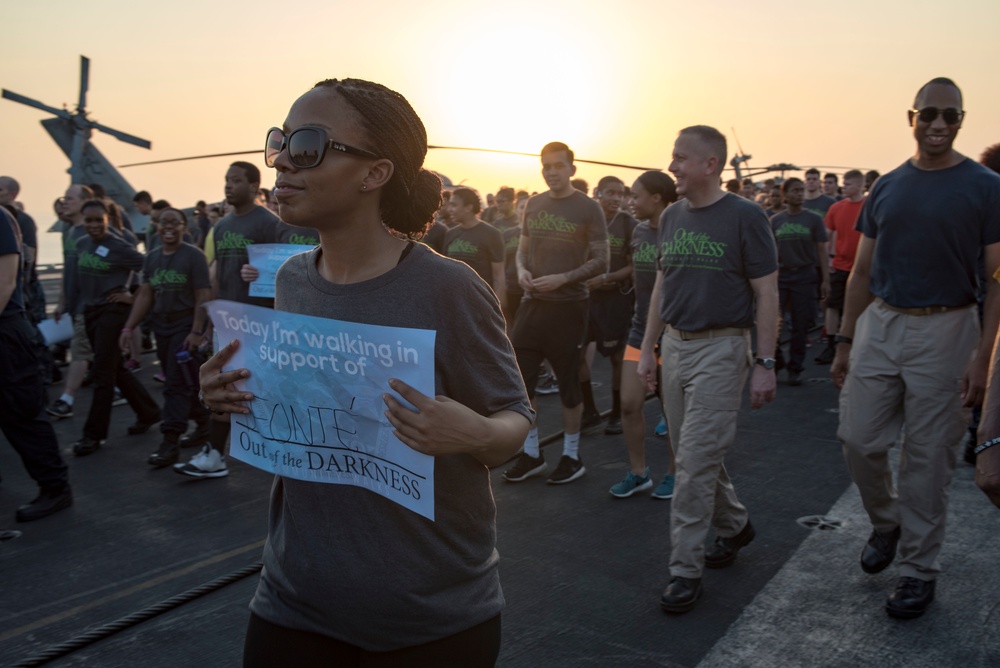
[150,268,189,288]
[774,222,812,240]
[662,228,727,258]
[527,211,578,238]
[447,239,479,257]
[78,251,110,271]
[216,230,254,253]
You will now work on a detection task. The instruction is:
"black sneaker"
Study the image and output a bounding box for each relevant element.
[127,414,162,435]
[503,453,547,482]
[16,487,73,522]
[604,416,623,435]
[547,455,586,484]
[535,374,559,395]
[814,344,836,365]
[72,437,104,457]
[46,399,73,419]
[581,412,603,434]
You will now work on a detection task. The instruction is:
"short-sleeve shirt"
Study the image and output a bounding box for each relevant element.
[420,222,447,253]
[74,233,145,309]
[278,224,320,247]
[1,208,24,316]
[251,243,533,652]
[825,198,865,272]
[770,210,827,270]
[62,224,90,315]
[491,213,520,294]
[443,221,504,288]
[606,211,639,277]
[212,205,283,307]
[657,193,778,331]
[859,158,1000,308]
[628,221,660,347]
[142,243,211,316]
[520,191,608,302]
[803,194,836,220]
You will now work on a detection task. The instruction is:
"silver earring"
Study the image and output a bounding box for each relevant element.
[362,185,367,191]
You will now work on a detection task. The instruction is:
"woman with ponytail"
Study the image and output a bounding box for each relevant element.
[200,79,532,666]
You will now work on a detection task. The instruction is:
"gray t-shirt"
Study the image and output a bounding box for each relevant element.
[520,191,608,302]
[74,233,145,309]
[142,243,211,315]
[803,194,836,220]
[443,221,504,288]
[250,242,533,651]
[212,205,283,307]
[860,158,1000,308]
[628,221,660,347]
[277,223,320,246]
[770,210,827,270]
[657,193,778,331]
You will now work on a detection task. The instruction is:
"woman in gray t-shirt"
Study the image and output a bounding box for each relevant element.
[199,79,532,666]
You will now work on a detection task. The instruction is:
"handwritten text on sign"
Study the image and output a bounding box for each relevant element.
[206,300,437,520]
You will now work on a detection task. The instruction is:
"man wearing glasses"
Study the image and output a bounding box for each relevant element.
[832,77,1000,619]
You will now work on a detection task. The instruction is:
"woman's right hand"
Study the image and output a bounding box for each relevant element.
[199,339,253,414]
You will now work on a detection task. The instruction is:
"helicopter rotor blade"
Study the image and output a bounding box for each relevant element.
[120,145,662,171]
[427,145,660,171]
[93,122,152,150]
[119,149,261,168]
[2,89,71,119]
[78,55,90,112]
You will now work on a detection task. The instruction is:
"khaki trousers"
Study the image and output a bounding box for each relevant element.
[838,301,979,580]
[662,330,752,579]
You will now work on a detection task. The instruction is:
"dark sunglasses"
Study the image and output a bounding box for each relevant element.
[265,126,379,169]
[909,107,964,125]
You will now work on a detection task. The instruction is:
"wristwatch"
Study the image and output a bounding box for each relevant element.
[754,357,776,370]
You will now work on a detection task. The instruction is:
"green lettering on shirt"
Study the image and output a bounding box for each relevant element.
[150,268,189,288]
[78,251,111,271]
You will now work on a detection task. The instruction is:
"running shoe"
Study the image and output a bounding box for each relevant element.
[547,455,586,484]
[652,473,676,500]
[112,388,128,406]
[503,453,547,482]
[654,416,667,437]
[581,411,603,434]
[535,373,559,395]
[153,372,167,384]
[609,468,652,498]
[46,399,73,419]
[173,445,229,478]
[124,359,142,372]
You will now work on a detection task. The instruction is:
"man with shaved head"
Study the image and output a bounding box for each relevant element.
[832,78,1000,619]
[639,125,779,613]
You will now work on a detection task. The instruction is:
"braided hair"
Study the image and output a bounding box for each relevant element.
[313,78,442,238]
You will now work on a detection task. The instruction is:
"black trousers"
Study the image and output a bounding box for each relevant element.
[777,267,819,374]
[243,613,501,668]
[0,312,68,491]
[83,303,160,440]
[153,316,209,435]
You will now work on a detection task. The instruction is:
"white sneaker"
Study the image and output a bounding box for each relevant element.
[173,445,228,478]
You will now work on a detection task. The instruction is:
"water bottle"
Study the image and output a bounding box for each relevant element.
[175,346,198,388]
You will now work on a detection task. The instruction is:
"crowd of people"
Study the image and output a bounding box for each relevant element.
[2,75,1000,664]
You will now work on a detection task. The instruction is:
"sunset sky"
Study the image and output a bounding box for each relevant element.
[3,0,999,264]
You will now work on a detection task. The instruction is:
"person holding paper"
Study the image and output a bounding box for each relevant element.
[200,78,533,666]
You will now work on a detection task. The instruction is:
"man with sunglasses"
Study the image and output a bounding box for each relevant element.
[832,77,1000,619]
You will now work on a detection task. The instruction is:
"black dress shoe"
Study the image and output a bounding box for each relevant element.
[127,414,162,435]
[72,437,104,457]
[660,576,702,613]
[861,526,900,574]
[148,442,180,468]
[705,520,756,569]
[886,577,935,619]
[16,487,73,522]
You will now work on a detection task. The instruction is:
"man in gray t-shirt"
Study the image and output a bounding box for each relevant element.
[639,125,778,614]
[503,142,609,486]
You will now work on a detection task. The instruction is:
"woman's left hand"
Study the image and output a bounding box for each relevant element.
[383,378,487,457]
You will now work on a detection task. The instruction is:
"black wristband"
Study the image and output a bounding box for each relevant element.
[974,437,1000,457]
[834,334,853,345]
